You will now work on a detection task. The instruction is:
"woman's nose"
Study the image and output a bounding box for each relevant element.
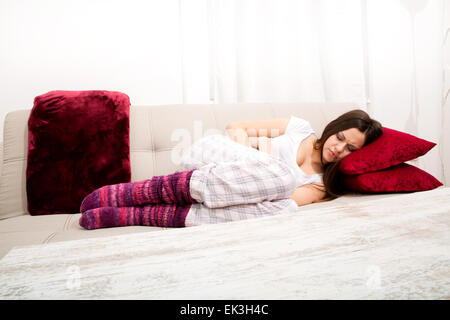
[336,142,346,153]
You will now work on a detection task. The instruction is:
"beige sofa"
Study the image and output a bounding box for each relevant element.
[0,102,449,299]
[0,102,357,258]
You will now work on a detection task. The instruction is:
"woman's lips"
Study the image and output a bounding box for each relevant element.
[329,149,336,159]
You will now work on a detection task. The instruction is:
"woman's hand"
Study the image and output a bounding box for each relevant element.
[251,136,272,155]
[226,126,251,147]
[225,119,287,155]
[290,184,326,206]
[227,126,272,154]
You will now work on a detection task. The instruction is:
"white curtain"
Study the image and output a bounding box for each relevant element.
[201,0,447,185]
[441,0,450,186]
[207,0,367,105]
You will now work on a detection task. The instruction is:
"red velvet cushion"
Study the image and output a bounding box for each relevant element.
[26,90,131,215]
[342,163,442,193]
[340,127,436,175]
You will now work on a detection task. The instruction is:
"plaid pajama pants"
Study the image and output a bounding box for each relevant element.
[178,134,299,226]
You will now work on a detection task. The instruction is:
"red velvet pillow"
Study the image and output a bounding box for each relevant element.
[342,163,443,193]
[26,90,131,215]
[340,127,436,175]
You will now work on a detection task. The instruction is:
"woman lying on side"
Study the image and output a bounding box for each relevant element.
[79,109,382,229]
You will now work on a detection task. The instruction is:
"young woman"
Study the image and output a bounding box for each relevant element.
[79,109,382,229]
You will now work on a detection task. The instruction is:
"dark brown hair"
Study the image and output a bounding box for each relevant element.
[314,109,383,199]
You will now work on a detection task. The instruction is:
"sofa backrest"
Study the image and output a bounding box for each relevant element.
[0,102,356,219]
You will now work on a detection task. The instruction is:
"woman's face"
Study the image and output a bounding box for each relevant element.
[322,128,366,164]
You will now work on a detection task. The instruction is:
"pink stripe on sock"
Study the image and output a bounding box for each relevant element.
[149,206,155,226]
[143,206,150,226]
[118,184,124,207]
[139,180,147,204]
[93,208,101,229]
[111,184,117,207]
[105,187,111,207]
[155,205,164,227]
[132,181,140,205]
[119,207,127,226]
[99,188,107,207]
[133,207,139,225]
[141,180,147,203]
[137,180,148,205]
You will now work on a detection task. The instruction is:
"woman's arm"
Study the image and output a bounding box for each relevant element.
[290,184,326,206]
[226,118,290,138]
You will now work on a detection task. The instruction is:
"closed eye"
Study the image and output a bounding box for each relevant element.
[337,132,357,152]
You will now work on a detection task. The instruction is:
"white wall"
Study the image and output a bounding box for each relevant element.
[0,0,210,140]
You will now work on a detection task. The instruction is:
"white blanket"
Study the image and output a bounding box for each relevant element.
[0,187,449,299]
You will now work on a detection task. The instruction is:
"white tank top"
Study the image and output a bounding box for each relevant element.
[271,116,323,187]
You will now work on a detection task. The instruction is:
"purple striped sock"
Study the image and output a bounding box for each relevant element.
[80,169,196,213]
[79,204,190,230]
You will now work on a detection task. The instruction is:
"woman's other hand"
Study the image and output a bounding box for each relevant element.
[226,126,251,147]
[251,136,272,155]
[226,118,288,154]
[226,126,272,154]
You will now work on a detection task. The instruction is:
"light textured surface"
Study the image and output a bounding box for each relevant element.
[0,187,449,300]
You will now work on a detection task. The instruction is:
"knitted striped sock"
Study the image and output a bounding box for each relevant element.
[80,169,196,213]
[79,204,190,230]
